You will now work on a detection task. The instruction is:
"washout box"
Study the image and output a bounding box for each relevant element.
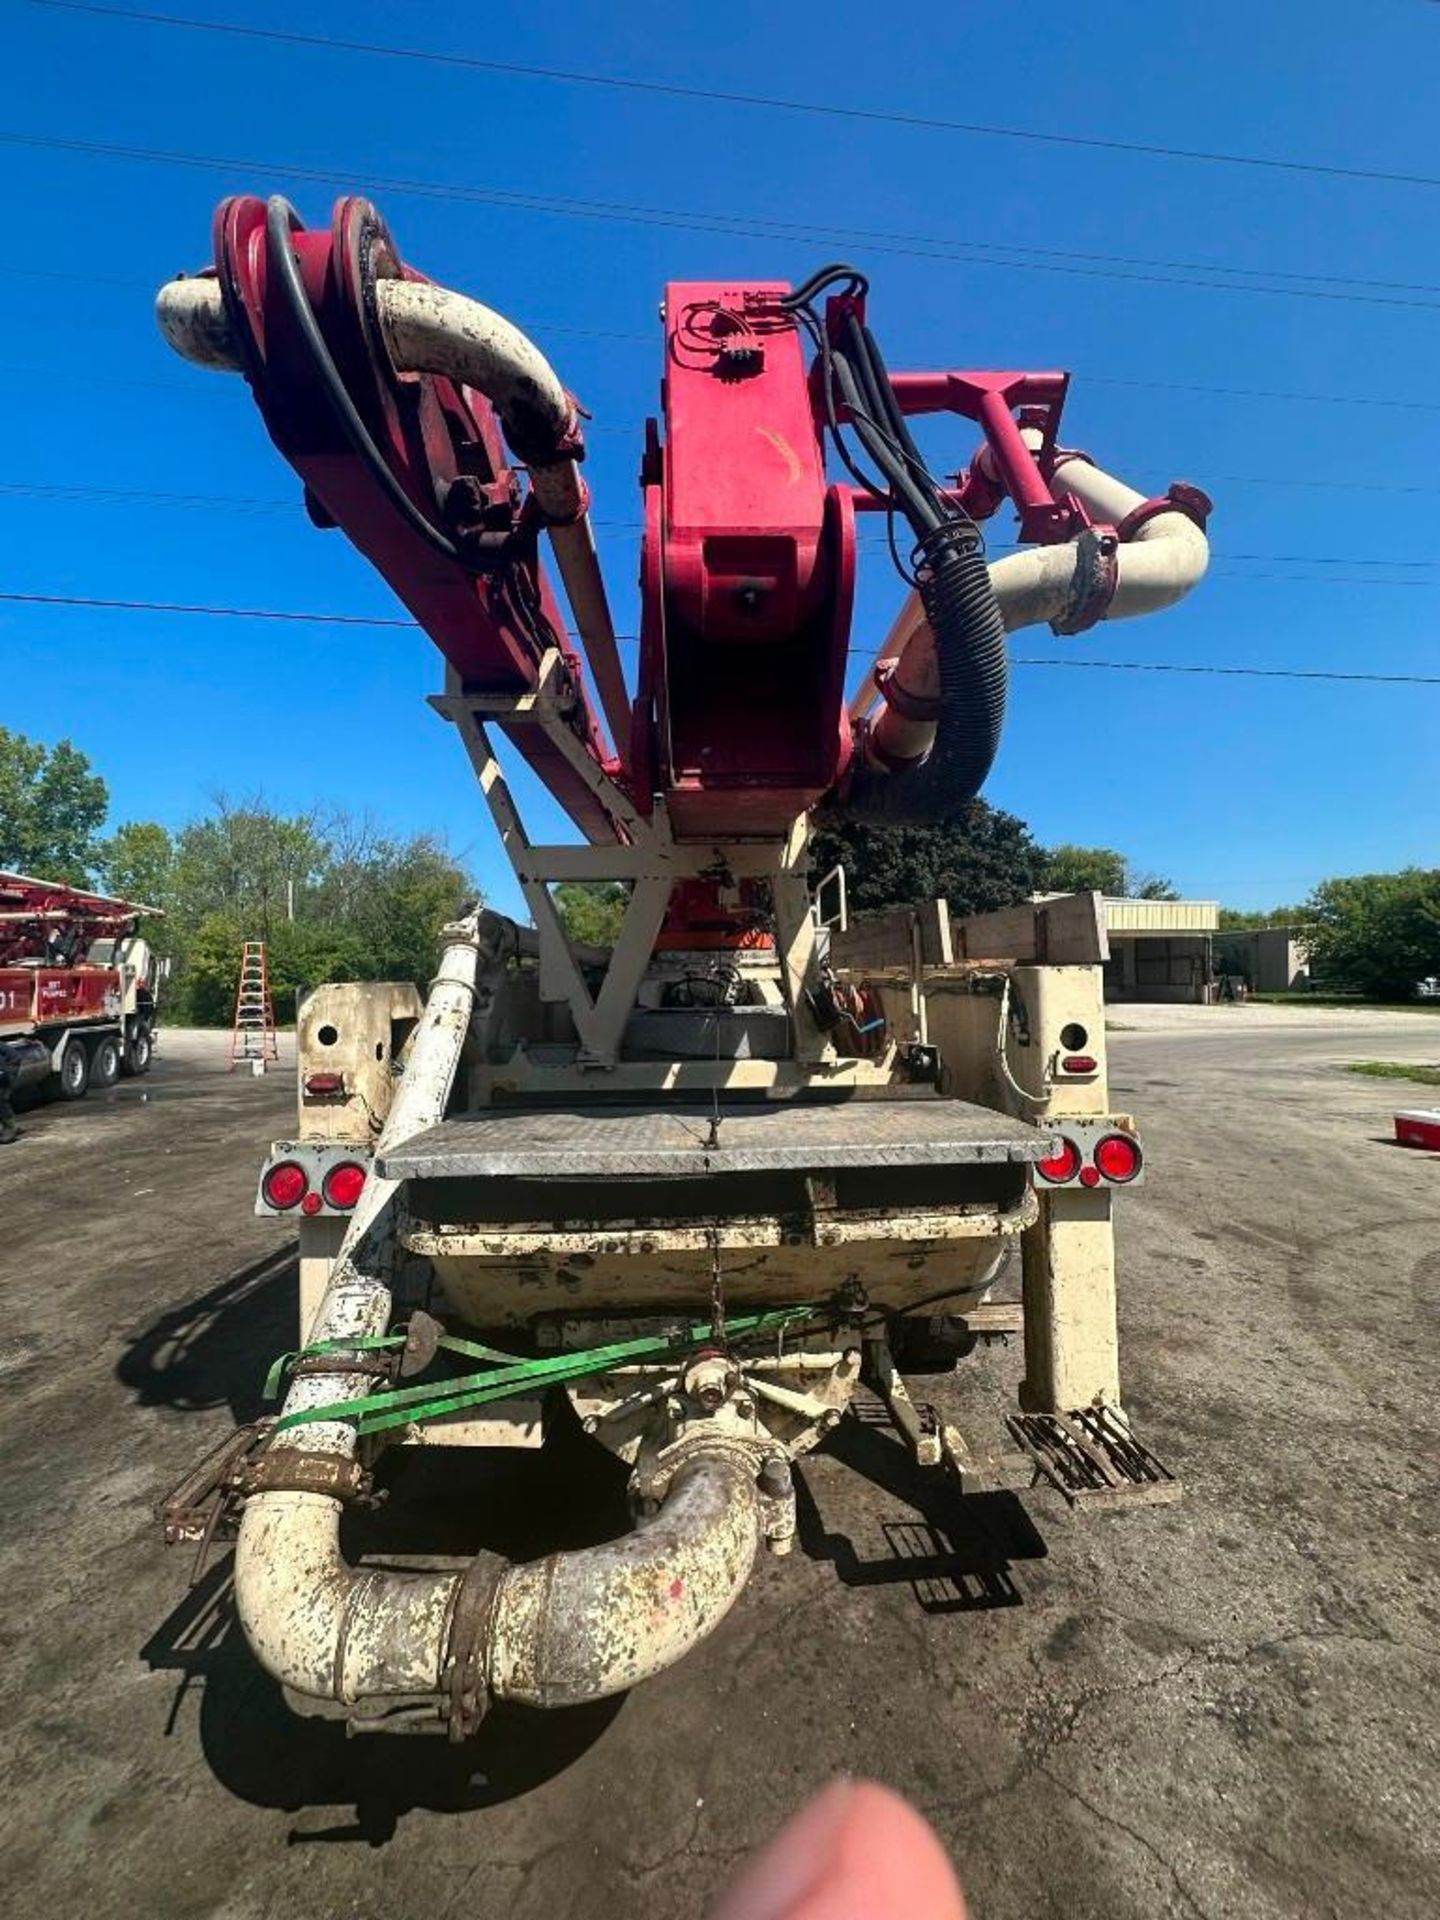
[1395,1109,1440,1151]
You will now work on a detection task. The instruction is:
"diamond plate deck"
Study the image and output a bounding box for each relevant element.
[378,1099,1054,1181]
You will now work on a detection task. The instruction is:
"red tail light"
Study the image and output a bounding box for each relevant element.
[1036,1138,1082,1183]
[322,1161,368,1210]
[304,1071,346,1097]
[1095,1133,1143,1183]
[263,1160,308,1210]
[1061,1054,1098,1075]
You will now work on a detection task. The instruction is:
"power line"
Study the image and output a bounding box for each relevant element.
[9,265,1440,422]
[29,0,1440,198]
[1081,371,1440,414]
[5,480,1440,580]
[0,590,415,626]
[1008,658,1440,685]
[9,128,1440,315]
[4,590,1438,683]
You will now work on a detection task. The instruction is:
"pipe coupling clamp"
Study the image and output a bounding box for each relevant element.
[443,1551,509,1743]
[874,659,942,723]
[239,1448,375,1504]
[1115,482,1213,542]
[1052,527,1120,635]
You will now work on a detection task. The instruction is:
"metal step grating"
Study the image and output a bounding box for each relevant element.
[1006,1406,1181,1509]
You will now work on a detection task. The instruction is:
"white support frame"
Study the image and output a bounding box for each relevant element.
[431,659,862,1081]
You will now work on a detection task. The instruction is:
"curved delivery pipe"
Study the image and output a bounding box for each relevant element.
[232,913,763,1728]
[850,448,1210,768]
[156,243,631,758]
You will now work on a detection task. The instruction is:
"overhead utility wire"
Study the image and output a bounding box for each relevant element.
[7,291,1440,422]
[4,592,1439,683]
[7,130,1440,313]
[28,0,1440,196]
[10,219,1440,312]
[8,479,1440,575]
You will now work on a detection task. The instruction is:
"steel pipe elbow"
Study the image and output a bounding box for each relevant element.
[486,1451,761,1708]
[155,276,241,371]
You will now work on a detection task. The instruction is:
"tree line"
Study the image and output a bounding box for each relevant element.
[0,727,477,1023]
[3,725,1434,1009]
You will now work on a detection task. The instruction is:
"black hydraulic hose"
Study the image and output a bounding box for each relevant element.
[857,319,944,518]
[830,349,937,533]
[804,298,1008,820]
[263,196,466,567]
[779,262,868,311]
[839,516,1009,821]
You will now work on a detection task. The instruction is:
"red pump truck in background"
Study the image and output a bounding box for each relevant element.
[0,871,164,1102]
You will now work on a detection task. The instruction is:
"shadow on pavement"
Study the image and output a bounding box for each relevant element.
[117,1244,296,1421]
[795,1414,1047,1613]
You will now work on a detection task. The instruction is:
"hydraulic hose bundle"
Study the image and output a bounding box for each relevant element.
[784,272,1010,823]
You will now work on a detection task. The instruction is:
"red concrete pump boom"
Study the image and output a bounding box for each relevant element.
[157,196,1209,861]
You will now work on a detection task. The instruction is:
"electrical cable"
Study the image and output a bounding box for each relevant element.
[6,593,1438,682]
[29,1,1440,200]
[13,478,1440,553]
[10,129,1440,314]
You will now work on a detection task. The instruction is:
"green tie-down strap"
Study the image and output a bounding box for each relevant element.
[266,1306,815,1439]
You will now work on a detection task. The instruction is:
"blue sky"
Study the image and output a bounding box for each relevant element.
[4,0,1438,914]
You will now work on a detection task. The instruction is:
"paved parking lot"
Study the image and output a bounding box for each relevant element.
[0,1012,1437,1919]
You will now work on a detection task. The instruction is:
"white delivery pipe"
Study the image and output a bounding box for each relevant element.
[851,447,1209,766]
[487,1452,760,1709]
[156,272,633,759]
[233,915,484,1700]
[232,912,764,1720]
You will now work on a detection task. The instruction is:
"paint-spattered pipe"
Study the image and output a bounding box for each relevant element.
[853,451,1209,766]
[155,273,631,758]
[230,912,764,1721]
[489,1452,759,1708]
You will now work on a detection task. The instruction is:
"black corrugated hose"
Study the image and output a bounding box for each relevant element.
[800,297,1009,822]
[839,517,1009,822]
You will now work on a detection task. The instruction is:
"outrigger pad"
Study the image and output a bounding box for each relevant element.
[1007,1407,1181,1510]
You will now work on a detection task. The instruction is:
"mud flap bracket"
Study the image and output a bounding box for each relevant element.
[157,1418,277,1581]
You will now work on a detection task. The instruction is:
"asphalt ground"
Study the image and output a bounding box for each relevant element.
[0,1011,1436,1919]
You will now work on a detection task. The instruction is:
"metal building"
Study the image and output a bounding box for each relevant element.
[1100,897,1219,1004]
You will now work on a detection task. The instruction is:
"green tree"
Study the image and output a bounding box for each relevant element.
[810,802,1047,919]
[1041,844,1178,900]
[1042,844,1127,896]
[312,826,475,984]
[163,802,478,1022]
[1302,869,1440,1000]
[173,797,327,937]
[554,881,628,949]
[0,728,108,882]
[182,912,248,1026]
[97,820,176,908]
[1218,904,1306,931]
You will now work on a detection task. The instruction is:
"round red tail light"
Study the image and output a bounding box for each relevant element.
[322,1160,368,1210]
[263,1160,309,1210]
[1095,1132,1143,1183]
[1036,1138,1082,1184]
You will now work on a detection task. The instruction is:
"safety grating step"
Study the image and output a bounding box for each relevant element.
[1006,1406,1181,1510]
